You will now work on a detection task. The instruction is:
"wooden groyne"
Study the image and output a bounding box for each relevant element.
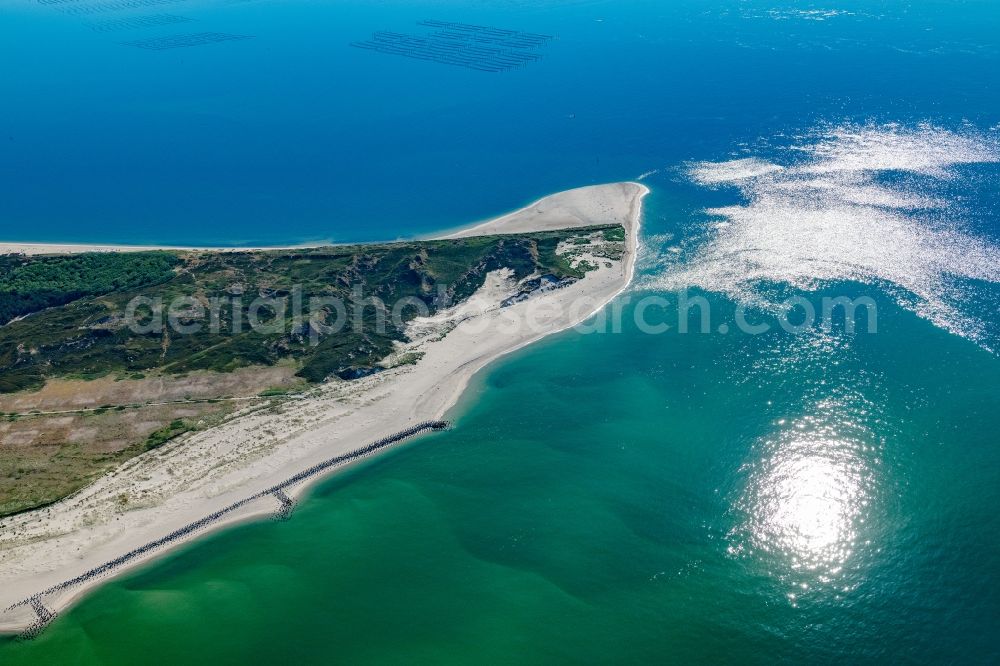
[272,488,295,521]
[8,420,449,638]
[18,598,56,641]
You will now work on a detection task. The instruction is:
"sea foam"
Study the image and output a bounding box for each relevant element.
[651,123,1000,348]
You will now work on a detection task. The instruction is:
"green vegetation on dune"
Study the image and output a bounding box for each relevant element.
[0,252,180,326]
[602,226,626,242]
[0,227,617,393]
[143,419,191,451]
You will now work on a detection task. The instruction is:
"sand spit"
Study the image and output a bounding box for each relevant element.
[0,182,649,633]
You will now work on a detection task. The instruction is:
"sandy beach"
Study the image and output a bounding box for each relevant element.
[0,182,648,633]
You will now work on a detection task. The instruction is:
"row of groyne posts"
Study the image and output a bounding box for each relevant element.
[9,420,450,640]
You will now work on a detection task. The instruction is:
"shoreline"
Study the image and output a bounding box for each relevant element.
[8,421,449,638]
[1,184,632,255]
[0,182,649,634]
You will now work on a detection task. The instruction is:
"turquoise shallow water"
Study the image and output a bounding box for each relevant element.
[3,283,999,663]
[3,0,1000,663]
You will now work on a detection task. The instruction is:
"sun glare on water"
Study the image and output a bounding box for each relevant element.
[729,402,880,602]
[651,122,1000,351]
[753,446,862,567]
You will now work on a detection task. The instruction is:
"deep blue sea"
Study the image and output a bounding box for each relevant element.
[2,1,1000,663]
[3,0,995,246]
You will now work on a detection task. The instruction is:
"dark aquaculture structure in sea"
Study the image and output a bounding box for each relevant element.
[53,0,186,16]
[122,32,254,50]
[351,20,554,72]
[88,14,193,32]
[33,0,249,50]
